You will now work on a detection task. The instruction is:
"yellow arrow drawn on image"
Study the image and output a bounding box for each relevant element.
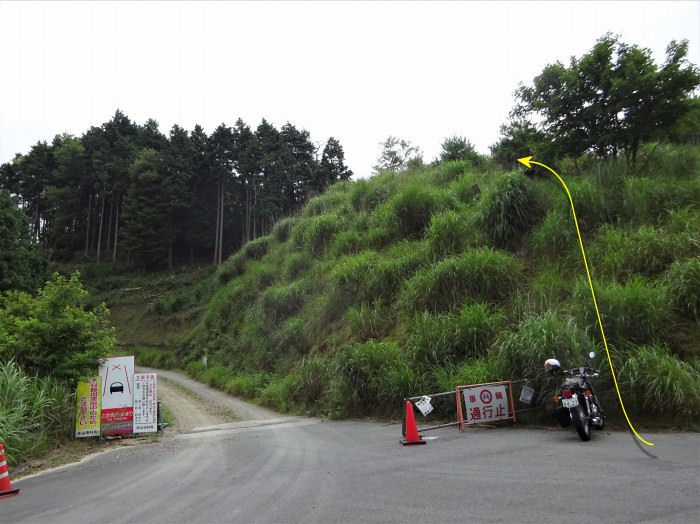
[518,156,654,447]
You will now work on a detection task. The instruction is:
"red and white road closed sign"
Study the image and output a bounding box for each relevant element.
[99,356,135,435]
[459,382,514,425]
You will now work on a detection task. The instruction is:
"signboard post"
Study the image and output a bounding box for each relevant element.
[133,373,158,433]
[456,381,516,430]
[75,377,101,438]
[98,356,135,435]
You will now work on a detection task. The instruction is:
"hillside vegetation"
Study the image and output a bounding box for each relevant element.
[169,144,700,425]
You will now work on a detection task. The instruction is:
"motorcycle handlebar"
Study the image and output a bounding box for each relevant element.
[563,367,600,377]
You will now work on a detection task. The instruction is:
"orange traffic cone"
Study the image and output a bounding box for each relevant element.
[400,401,426,446]
[0,443,20,499]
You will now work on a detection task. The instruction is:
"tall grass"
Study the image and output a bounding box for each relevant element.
[478,172,541,249]
[0,360,73,465]
[347,301,388,341]
[664,258,700,320]
[589,224,698,281]
[619,344,700,418]
[332,242,424,307]
[574,277,671,344]
[526,209,576,259]
[301,214,346,257]
[622,176,700,225]
[490,312,596,401]
[334,341,421,416]
[400,248,520,313]
[176,146,699,423]
[217,235,272,284]
[405,303,503,365]
[427,209,485,260]
[272,217,298,243]
[377,185,452,239]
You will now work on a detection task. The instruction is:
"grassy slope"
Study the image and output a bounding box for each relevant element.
[101,144,700,427]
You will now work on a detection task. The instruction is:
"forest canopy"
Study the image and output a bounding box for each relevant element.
[0,113,352,269]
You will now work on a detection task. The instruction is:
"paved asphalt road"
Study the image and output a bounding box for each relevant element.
[2,371,698,523]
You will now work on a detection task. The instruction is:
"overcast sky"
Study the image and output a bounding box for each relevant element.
[1,1,698,177]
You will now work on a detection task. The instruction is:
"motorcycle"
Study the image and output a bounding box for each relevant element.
[544,352,605,441]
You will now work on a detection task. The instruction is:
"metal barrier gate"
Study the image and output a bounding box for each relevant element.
[403,378,538,436]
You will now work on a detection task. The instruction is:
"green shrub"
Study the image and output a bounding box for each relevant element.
[217,237,271,285]
[665,207,700,234]
[290,217,311,249]
[185,359,206,378]
[258,375,296,412]
[664,258,700,320]
[0,273,115,384]
[526,266,573,314]
[272,217,298,243]
[202,365,232,389]
[133,346,176,369]
[574,277,671,344]
[406,303,503,365]
[400,248,520,313]
[243,260,278,293]
[364,224,395,250]
[224,372,271,397]
[242,235,271,261]
[619,345,700,418]
[478,172,541,249]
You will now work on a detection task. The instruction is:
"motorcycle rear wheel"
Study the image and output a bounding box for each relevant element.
[572,403,591,441]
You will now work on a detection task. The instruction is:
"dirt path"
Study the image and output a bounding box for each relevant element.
[138,367,279,430]
[156,376,234,432]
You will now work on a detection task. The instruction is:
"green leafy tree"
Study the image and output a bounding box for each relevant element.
[0,272,115,384]
[439,135,482,166]
[44,135,89,256]
[490,119,550,168]
[514,34,700,163]
[280,122,316,207]
[320,137,353,187]
[373,136,421,173]
[120,149,170,267]
[0,191,49,292]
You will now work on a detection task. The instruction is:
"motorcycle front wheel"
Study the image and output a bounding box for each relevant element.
[571,403,591,441]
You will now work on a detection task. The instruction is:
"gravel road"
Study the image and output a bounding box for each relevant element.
[140,367,278,424]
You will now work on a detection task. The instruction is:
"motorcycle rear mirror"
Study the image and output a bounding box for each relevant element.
[589,351,596,359]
